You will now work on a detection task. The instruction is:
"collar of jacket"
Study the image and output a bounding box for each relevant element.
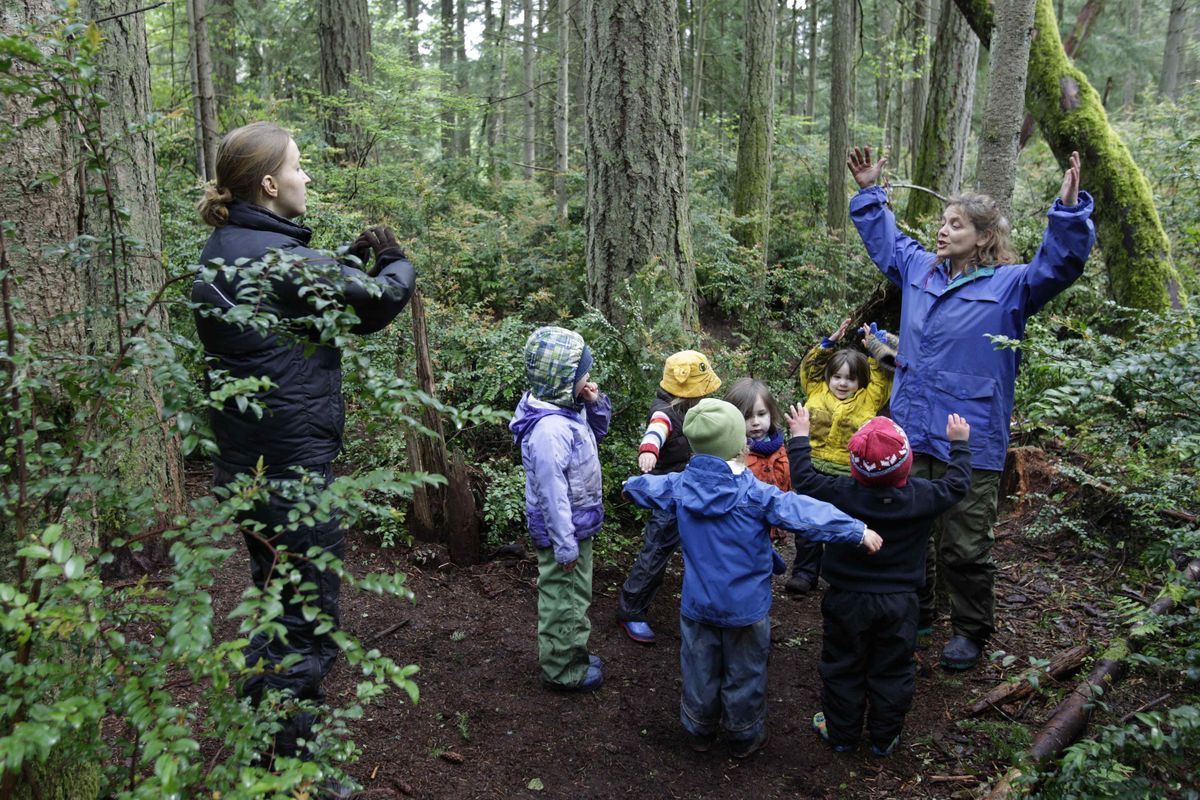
[227,200,313,245]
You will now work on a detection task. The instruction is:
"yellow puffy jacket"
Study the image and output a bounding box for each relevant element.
[800,344,893,465]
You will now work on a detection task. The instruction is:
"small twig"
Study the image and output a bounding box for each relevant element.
[884,181,948,203]
[93,1,166,24]
[928,775,978,785]
[368,619,410,643]
[1120,693,1172,724]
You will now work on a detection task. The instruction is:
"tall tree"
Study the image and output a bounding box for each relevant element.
[554,0,569,220]
[688,0,707,128]
[826,0,851,232]
[908,0,932,176]
[804,0,818,119]
[954,0,1186,311]
[975,0,1038,214]
[456,0,472,156]
[906,0,978,222]
[209,0,236,114]
[522,0,535,177]
[1160,0,1192,100]
[584,0,698,328]
[186,0,218,178]
[1121,0,1143,108]
[732,0,776,251]
[406,0,422,64]
[1,0,182,792]
[440,0,455,155]
[318,0,372,161]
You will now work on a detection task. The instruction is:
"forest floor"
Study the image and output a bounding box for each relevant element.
[190,460,1177,800]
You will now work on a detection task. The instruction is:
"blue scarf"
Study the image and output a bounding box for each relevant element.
[748,430,784,456]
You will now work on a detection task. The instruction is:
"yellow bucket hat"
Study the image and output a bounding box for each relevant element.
[660,350,721,398]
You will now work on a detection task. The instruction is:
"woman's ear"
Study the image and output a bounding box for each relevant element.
[260,173,278,199]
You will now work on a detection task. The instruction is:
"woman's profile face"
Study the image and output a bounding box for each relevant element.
[936,205,980,264]
[262,138,311,218]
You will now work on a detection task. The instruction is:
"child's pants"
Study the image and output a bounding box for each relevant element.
[792,458,849,582]
[536,537,594,687]
[819,587,918,749]
[679,614,771,743]
[616,507,678,622]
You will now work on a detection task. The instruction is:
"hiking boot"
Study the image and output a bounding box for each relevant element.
[541,661,604,693]
[620,620,656,644]
[785,574,818,595]
[941,635,982,671]
[588,654,602,670]
[729,729,769,759]
[812,712,857,753]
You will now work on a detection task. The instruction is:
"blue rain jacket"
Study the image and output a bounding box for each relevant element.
[849,186,1096,471]
[624,455,866,627]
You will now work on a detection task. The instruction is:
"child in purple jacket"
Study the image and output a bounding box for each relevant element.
[509,326,611,692]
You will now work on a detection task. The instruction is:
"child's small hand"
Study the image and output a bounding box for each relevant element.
[829,317,853,343]
[638,452,658,473]
[860,528,883,554]
[784,404,810,438]
[577,381,600,404]
[946,413,970,442]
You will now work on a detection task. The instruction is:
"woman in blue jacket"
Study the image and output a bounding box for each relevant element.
[193,122,416,763]
[845,146,1095,670]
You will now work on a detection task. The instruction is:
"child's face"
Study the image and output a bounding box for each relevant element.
[744,396,772,440]
[828,363,860,400]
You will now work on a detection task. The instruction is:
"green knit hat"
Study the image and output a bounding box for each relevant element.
[683,398,747,461]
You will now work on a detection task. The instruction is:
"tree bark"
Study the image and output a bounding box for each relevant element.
[908,0,932,176]
[968,644,1091,716]
[1160,0,1191,100]
[583,0,698,329]
[975,0,1037,215]
[318,0,372,162]
[905,0,978,223]
[804,0,818,119]
[406,0,422,64]
[826,0,851,233]
[186,0,219,179]
[439,0,455,155]
[787,0,799,115]
[688,0,706,128]
[955,0,1187,312]
[732,0,776,252]
[455,0,472,157]
[522,0,535,177]
[1018,0,1103,148]
[1121,0,1142,108]
[554,0,569,220]
[209,0,236,115]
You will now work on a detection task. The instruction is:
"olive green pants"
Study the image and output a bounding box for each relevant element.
[536,537,594,688]
[911,455,1000,644]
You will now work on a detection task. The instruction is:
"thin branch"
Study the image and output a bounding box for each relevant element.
[886,181,948,203]
[93,1,167,25]
[483,79,555,105]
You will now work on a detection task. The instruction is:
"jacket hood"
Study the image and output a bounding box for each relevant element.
[509,392,576,446]
[524,326,586,408]
[225,200,313,244]
[679,454,746,517]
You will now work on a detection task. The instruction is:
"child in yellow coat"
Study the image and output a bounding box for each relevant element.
[788,319,896,593]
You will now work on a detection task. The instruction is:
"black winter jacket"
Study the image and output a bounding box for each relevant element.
[648,389,691,475]
[788,437,972,593]
[193,201,415,471]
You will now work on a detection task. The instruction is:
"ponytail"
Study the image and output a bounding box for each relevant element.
[197,182,234,227]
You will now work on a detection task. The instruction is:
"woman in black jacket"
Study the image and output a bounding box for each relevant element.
[193,122,415,763]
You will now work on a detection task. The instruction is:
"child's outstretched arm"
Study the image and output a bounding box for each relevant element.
[637,409,672,472]
[580,384,612,442]
[784,405,843,502]
[799,320,847,393]
[623,473,677,513]
[759,481,877,550]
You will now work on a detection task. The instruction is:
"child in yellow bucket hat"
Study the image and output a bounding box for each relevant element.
[616,350,722,645]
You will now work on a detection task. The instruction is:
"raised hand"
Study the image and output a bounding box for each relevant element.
[829,317,853,343]
[785,404,810,438]
[577,381,600,404]
[847,146,887,189]
[946,413,971,442]
[1059,150,1081,207]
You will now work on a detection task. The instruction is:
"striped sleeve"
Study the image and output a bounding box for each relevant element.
[638,411,673,456]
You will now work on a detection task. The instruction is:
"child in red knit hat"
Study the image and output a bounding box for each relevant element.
[785,407,972,756]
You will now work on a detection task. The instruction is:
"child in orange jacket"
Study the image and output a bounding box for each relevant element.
[725,378,791,544]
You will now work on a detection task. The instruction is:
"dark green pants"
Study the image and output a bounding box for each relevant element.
[911,455,1000,644]
[536,537,594,687]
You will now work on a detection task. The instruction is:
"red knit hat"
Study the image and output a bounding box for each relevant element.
[848,417,912,488]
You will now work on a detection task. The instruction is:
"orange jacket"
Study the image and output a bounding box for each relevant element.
[746,444,791,540]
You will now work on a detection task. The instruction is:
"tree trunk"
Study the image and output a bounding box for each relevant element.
[787,0,798,115]
[318,0,372,162]
[1160,0,1191,100]
[186,0,219,179]
[905,0,978,223]
[554,0,569,220]
[804,0,818,119]
[975,0,1037,215]
[908,0,932,176]
[583,0,698,329]
[209,0,236,115]
[1018,0,1103,149]
[521,0,536,177]
[406,0,422,64]
[438,0,455,155]
[688,0,706,128]
[955,0,1186,312]
[732,0,776,252]
[826,0,852,233]
[456,0,472,157]
[1121,0,1142,108]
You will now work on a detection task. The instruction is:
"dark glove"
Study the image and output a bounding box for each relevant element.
[346,233,373,268]
[356,226,406,276]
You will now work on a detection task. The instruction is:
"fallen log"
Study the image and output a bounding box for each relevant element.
[969,645,1091,716]
[984,558,1200,799]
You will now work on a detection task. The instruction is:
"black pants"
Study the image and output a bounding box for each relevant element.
[214,462,344,759]
[818,588,918,749]
[616,507,679,622]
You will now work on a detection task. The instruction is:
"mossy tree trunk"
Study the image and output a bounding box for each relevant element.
[583,0,698,329]
[318,0,372,162]
[732,0,776,253]
[954,0,1186,312]
[905,0,978,223]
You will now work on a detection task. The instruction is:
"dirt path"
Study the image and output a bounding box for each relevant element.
[200,489,1131,800]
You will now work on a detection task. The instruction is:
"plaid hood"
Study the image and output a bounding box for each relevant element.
[524,326,586,409]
